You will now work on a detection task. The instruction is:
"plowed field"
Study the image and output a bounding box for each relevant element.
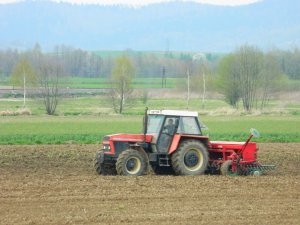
[0,143,299,225]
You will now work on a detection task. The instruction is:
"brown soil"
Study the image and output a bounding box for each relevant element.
[0,143,299,225]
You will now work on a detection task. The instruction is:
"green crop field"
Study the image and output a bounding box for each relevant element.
[1,76,181,89]
[2,76,300,90]
[0,114,299,144]
[62,77,180,89]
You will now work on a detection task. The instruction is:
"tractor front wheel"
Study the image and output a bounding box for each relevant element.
[171,140,208,175]
[220,160,238,176]
[95,150,116,175]
[116,149,147,176]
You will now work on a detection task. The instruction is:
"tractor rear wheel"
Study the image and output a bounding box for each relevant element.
[116,149,147,176]
[220,160,238,176]
[171,140,208,175]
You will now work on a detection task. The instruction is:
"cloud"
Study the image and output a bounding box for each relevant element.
[0,0,262,6]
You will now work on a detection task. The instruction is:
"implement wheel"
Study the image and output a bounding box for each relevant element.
[171,140,208,175]
[220,160,238,176]
[116,149,147,176]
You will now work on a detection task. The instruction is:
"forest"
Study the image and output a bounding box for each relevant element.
[0,43,299,80]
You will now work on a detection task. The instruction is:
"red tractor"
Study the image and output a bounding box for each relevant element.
[95,109,274,176]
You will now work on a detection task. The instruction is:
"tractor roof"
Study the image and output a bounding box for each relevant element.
[147,110,198,117]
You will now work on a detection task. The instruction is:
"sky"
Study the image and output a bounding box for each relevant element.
[0,0,262,6]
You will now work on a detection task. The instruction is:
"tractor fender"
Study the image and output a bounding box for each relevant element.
[169,134,181,154]
[169,134,210,154]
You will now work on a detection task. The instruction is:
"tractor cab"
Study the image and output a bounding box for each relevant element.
[146,110,203,153]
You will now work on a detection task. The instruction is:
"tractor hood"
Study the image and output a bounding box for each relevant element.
[103,134,153,143]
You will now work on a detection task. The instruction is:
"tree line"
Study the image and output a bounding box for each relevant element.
[1,43,300,114]
[0,44,299,80]
[0,44,210,79]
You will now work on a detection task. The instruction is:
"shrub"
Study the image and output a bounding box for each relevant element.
[0,108,31,116]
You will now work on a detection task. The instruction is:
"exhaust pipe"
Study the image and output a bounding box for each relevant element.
[142,107,148,143]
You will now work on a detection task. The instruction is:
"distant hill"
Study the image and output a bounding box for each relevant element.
[0,0,299,52]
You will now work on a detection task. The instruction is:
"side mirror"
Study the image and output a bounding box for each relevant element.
[250,128,260,138]
[200,122,209,130]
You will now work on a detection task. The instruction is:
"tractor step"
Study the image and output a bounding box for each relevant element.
[158,154,171,167]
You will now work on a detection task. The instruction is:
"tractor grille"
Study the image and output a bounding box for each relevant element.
[113,142,130,155]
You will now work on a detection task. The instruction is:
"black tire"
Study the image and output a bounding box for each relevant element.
[95,160,102,174]
[116,149,147,176]
[95,161,117,175]
[171,140,209,175]
[220,160,238,176]
[94,150,117,175]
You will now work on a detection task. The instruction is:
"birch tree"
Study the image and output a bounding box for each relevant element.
[109,56,135,114]
[10,58,36,107]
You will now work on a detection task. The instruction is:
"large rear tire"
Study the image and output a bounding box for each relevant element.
[116,149,147,176]
[220,160,238,176]
[171,140,208,175]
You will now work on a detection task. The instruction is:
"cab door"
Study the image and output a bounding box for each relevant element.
[157,116,179,153]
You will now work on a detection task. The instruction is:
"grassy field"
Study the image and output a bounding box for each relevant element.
[1,95,299,116]
[1,87,299,144]
[1,76,300,90]
[0,77,181,89]
[0,114,299,144]
[62,77,180,89]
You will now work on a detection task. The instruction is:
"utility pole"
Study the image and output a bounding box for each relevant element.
[193,53,207,109]
[186,68,190,109]
[202,70,206,109]
[23,70,26,108]
[162,66,166,88]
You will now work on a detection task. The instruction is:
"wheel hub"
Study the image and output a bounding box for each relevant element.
[125,156,141,175]
[126,159,137,171]
[184,151,199,168]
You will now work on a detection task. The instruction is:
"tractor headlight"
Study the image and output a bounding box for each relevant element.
[103,144,111,151]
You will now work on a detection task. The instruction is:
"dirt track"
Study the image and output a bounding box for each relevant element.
[0,143,299,225]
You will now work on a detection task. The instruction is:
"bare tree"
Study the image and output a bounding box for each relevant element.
[109,56,135,114]
[217,54,241,108]
[259,52,284,109]
[236,45,263,111]
[37,55,63,115]
[216,45,264,111]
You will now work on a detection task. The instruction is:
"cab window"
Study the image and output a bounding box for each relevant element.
[178,117,201,135]
[147,115,164,136]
